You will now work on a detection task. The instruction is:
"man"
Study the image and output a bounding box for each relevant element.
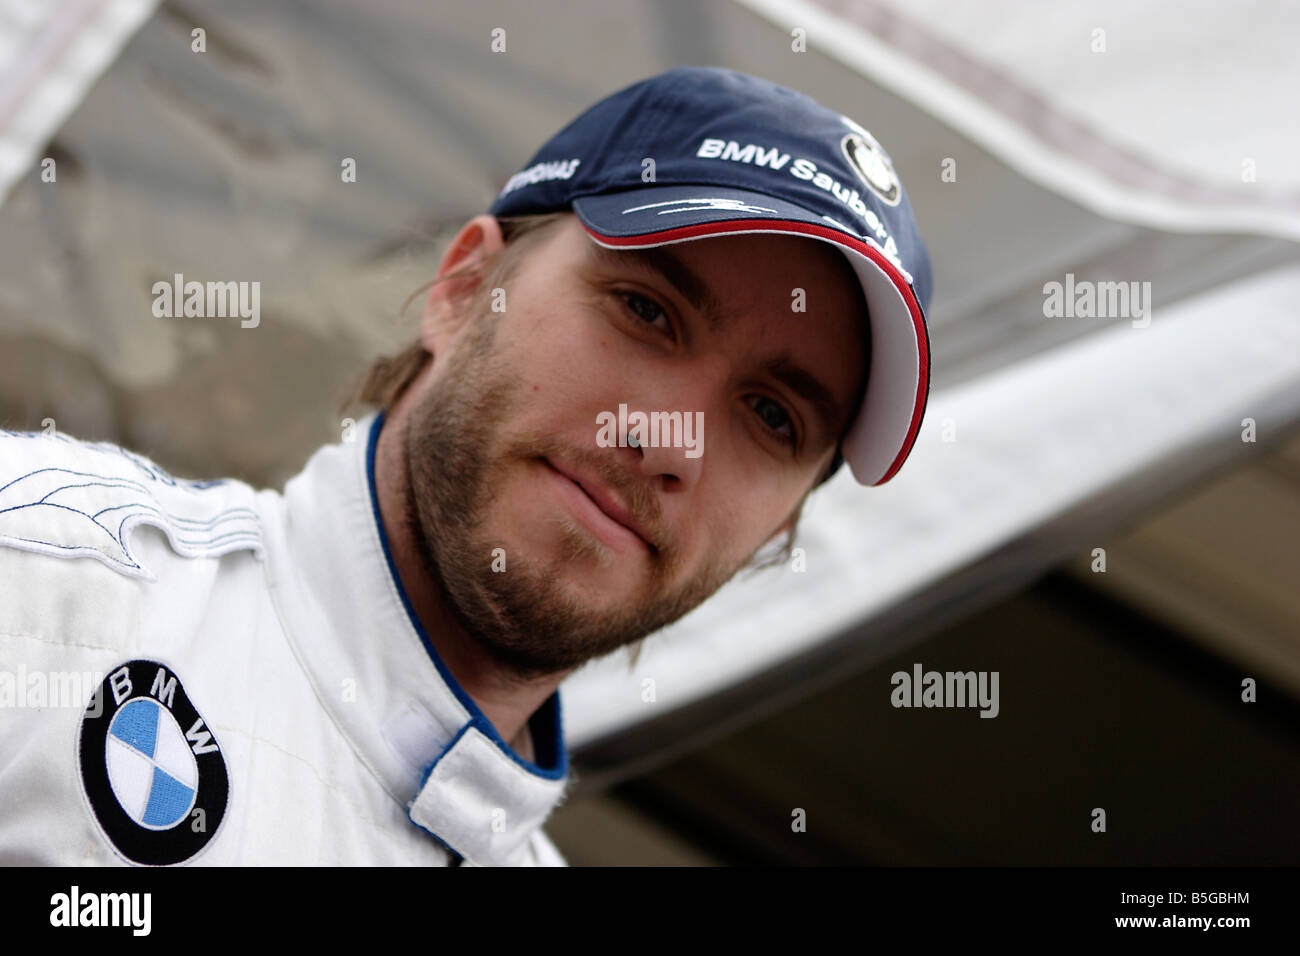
[0,67,931,866]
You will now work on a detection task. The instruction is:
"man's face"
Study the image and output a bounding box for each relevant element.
[403,214,867,678]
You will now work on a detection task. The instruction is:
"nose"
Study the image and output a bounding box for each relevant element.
[623,407,706,491]
[618,356,725,490]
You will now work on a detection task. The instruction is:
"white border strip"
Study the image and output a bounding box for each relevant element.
[732,0,1300,242]
[0,0,159,207]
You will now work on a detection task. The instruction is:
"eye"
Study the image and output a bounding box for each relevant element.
[747,394,797,446]
[617,290,673,338]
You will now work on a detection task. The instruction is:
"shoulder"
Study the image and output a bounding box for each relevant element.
[0,426,264,582]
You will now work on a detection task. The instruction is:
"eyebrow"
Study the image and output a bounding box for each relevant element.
[585,241,737,333]
[763,353,845,451]
[585,240,849,452]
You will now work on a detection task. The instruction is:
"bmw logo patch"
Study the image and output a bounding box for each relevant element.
[838,114,902,207]
[78,660,229,865]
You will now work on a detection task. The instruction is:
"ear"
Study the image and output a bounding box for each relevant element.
[420,214,505,354]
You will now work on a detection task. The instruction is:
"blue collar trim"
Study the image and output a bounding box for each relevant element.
[363,410,567,781]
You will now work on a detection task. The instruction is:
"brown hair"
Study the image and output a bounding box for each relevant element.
[342,212,571,414]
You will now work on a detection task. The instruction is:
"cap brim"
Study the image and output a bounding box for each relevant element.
[572,185,931,486]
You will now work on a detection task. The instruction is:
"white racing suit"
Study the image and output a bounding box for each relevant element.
[0,413,569,866]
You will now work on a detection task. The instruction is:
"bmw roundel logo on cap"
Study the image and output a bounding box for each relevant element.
[839,114,902,207]
[78,660,229,865]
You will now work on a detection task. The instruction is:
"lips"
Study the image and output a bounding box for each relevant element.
[544,459,655,552]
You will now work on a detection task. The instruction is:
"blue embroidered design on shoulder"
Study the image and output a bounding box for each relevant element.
[0,432,262,579]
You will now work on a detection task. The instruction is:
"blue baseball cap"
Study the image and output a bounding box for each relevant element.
[489,66,932,486]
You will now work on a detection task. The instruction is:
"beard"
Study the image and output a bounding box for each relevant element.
[402,307,740,682]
